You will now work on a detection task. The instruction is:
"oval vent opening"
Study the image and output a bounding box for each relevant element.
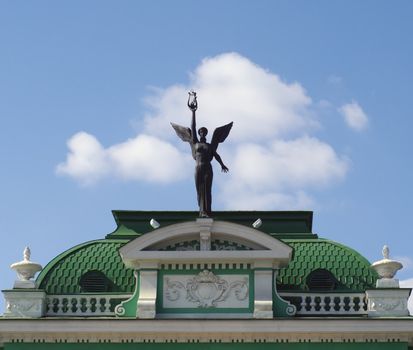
[306,269,338,291]
[79,270,111,293]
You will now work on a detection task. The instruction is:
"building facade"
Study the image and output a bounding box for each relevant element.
[1,211,412,349]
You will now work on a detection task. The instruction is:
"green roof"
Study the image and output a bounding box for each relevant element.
[36,211,377,294]
[277,239,377,291]
[37,240,135,294]
[37,238,377,294]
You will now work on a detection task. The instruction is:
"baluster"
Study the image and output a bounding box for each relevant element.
[62,298,68,314]
[348,296,355,313]
[299,297,306,314]
[85,297,92,314]
[309,296,316,312]
[70,297,78,315]
[80,298,87,313]
[104,298,111,314]
[92,298,98,313]
[324,296,331,312]
[97,297,104,314]
[338,296,345,312]
[56,297,63,315]
[319,296,326,312]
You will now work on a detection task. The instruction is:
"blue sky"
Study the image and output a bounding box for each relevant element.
[1,1,413,310]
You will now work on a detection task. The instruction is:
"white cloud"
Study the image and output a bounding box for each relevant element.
[57,52,350,208]
[339,101,369,131]
[231,137,348,190]
[144,53,315,142]
[57,132,191,186]
[56,132,109,185]
[400,278,413,315]
[108,134,191,183]
[219,137,348,209]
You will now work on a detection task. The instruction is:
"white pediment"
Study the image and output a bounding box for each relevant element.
[119,218,292,269]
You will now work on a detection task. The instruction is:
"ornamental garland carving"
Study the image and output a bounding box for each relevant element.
[372,298,404,311]
[165,270,248,308]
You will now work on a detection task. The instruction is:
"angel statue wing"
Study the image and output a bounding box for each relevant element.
[171,122,196,159]
[211,122,233,152]
[171,122,192,143]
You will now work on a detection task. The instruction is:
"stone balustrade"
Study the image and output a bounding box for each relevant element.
[280,292,367,315]
[45,294,130,317]
[45,292,368,317]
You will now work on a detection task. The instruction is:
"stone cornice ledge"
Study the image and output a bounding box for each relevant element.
[0,319,412,345]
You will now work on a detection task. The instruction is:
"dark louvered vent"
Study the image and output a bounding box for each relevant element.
[79,270,110,293]
[306,269,337,291]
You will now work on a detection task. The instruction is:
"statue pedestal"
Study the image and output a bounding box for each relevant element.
[376,278,400,288]
[367,245,410,317]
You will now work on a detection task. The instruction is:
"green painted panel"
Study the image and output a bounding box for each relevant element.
[4,342,408,350]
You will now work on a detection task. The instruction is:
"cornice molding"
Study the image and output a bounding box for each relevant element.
[0,318,412,344]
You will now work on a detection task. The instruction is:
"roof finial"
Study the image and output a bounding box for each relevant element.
[371,244,402,288]
[382,245,389,260]
[10,247,42,288]
[23,246,31,261]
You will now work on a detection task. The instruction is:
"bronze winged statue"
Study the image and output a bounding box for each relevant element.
[171,91,233,217]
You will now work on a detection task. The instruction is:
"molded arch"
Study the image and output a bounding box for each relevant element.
[119,219,293,269]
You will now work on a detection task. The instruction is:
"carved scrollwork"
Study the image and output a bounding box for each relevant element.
[114,304,126,316]
[165,278,185,301]
[164,270,249,308]
[229,280,249,301]
[186,270,229,307]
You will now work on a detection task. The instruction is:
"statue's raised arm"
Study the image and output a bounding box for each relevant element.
[188,91,199,144]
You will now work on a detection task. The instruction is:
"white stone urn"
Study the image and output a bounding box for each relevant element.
[10,247,42,288]
[371,245,403,288]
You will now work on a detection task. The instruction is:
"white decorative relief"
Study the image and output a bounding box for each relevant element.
[3,290,46,318]
[366,289,410,317]
[163,270,249,309]
[372,298,402,311]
